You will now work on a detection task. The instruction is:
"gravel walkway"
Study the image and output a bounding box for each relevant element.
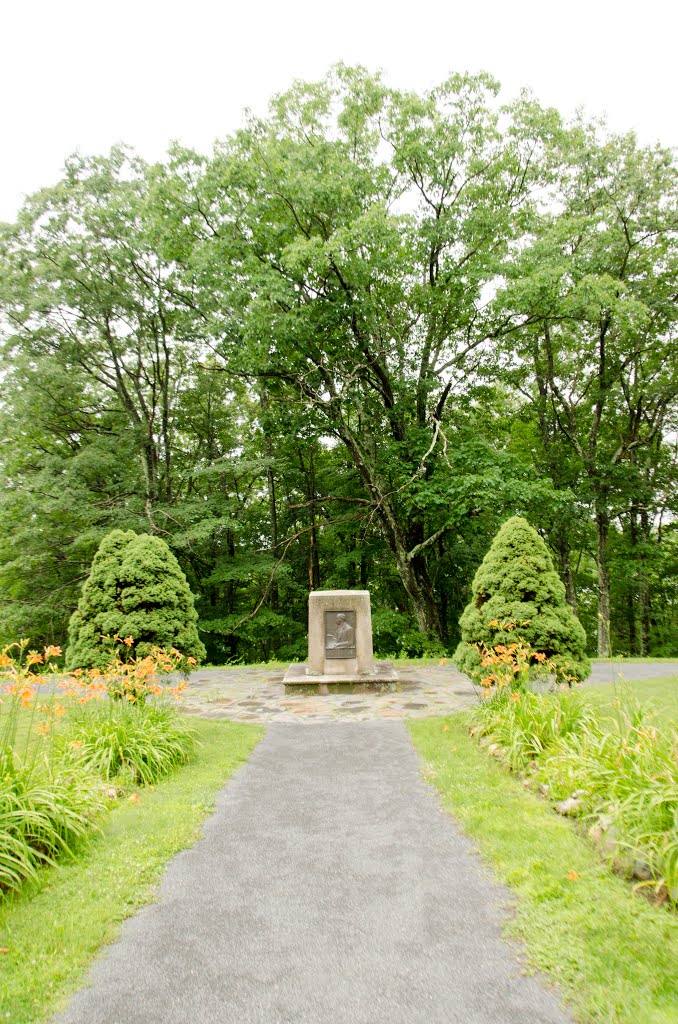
[54,722,572,1024]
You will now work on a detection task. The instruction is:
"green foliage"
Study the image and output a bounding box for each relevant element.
[0,70,675,661]
[0,758,103,893]
[66,530,205,670]
[371,609,446,658]
[471,688,678,901]
[0,641,103,893]
[497,127,678,656]
[0,639,198,896]
[472,690,600,772]
[455,516,590,682]
[62,702,194,786]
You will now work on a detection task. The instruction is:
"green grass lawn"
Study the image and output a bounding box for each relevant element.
[409,714,678,1024]
[0,718,263,1024]
[586,675,678,728]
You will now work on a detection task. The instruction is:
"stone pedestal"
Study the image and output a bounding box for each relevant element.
[283,590,398,693]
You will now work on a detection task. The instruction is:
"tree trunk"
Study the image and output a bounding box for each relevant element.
[261,394,279,609]
[639,509,651,655]
[627,592,637,655]
[334,420,442,640]
[141,434,160,532]
[627,509,639,655]
[393,546,442,638]
[266,463,279,610]
[304,448,320,591]
[638,577,650,656]
[226,529,236,615]
[596,510,611,657]
[557,538,578,614]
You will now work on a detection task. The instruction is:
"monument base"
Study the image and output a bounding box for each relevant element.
[283,660,399,695]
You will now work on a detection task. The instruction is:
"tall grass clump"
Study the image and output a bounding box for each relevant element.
[467,633,678,905]
[62,701,194,786]
[1,759,103,891]
[0,642,103,891]
[530,697,678,900]
[1,639,196,893]
[471,688,599,771]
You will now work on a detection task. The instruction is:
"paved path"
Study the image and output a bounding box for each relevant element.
[179,661,678,724]
[55,723,571,1024]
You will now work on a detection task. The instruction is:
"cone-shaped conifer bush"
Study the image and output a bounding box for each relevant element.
[66,529,205,670]
[454,516,590,684]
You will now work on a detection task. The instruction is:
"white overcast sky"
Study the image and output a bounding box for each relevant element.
[1,0,676,222]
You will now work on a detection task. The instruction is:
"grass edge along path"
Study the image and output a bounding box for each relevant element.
[0,718,263,1024]
[408,714,678,1024]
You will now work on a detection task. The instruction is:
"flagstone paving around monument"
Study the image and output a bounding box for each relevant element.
[180,662,478,721]
[179,660,678,723]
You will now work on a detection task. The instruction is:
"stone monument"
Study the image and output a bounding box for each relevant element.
[283,590,398,693]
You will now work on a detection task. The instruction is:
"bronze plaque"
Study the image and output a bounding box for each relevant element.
[324,610,356,659]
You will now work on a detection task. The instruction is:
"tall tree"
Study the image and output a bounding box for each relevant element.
[1,69,675,660]
[499,125,678,654]
[173,67,561,638]
[0,148,195,525]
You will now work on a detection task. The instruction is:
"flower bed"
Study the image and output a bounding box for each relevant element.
[1,640,195,892]
[471,687,678,905]
[459,627,677,905]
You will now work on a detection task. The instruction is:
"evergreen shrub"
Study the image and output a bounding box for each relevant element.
[454,516,590,683]
[66,530,205,670]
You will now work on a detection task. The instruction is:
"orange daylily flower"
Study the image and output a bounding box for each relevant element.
[20,686,35,708]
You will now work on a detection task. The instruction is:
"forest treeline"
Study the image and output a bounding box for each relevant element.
[0,67,676,662]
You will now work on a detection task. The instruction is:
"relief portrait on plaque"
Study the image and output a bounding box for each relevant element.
[324,611,356,659]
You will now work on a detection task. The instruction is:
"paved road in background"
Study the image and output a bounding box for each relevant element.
[585,661,678,683]
[54,722,571,1024]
